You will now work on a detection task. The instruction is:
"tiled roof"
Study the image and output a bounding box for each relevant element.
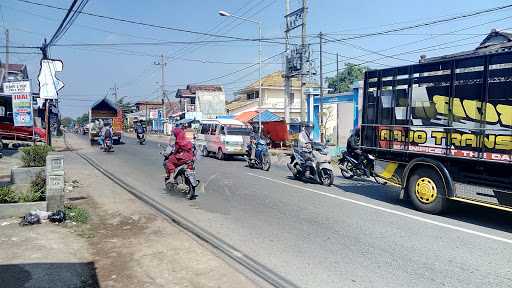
[1,63,26,72]
[186,85,223,93]
[225,99,257,112]
[240,71,317,92]
[234,111,258,123]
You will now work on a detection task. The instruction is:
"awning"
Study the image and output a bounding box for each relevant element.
[250,110,281,122]
[234,111,258,122]
[175,118,194,125]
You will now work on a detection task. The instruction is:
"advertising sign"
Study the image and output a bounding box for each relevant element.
[2,81,31,94]
[12,93,33,127]
[149,109,159,119]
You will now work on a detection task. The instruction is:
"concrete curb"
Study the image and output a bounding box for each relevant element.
[0,201,47,219]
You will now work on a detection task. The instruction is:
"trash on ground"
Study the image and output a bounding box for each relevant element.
[34,209,50,220]
[48,210,66,223]
[19,212,41,226]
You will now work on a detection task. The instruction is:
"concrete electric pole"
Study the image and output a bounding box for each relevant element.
[300,0,308,125]
[4,29,9,82]
[284,0,291,125]
[154,54,167,134]
[319,32,324,142]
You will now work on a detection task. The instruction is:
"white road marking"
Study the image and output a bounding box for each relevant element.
[247,172,512,245]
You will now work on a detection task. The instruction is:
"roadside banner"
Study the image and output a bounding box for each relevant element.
[2,81,33,127]
[12,93,33,127]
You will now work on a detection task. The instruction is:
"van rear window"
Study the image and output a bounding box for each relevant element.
[225,125,252,136]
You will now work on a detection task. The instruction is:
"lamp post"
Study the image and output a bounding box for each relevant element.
[219,10,262,135]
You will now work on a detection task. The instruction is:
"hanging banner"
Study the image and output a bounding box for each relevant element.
[12,93,33,127]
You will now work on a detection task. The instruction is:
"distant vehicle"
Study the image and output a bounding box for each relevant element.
[82,124,89,135]
[361,50,512,214]
[88,98,123,145]
[196,119,252,160]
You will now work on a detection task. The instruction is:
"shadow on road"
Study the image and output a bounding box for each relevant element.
[0,262,100,288]
[333,180,512,234]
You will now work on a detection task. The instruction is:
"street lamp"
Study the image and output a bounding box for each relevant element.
[219,10,262,135]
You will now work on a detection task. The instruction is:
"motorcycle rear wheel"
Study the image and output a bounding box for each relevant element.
[340,160,355,179]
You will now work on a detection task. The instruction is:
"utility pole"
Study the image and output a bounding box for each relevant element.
[283,0,291,126]
[319,32,324,143]
[4,29,9,82]
[336,53,339,76]
[154,54,167,134]
[300,0,307,125]
[111,83,118,103]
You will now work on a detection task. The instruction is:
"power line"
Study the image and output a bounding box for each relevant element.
[323,34,416,63]
[325,3,512,42]
[47,0,89,46]
[15,0,285,45]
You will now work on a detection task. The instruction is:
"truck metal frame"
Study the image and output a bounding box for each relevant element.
[361,50,512,214]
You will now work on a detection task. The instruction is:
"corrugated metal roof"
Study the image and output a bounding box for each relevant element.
[235,111,258,123]
[250,110,281,122]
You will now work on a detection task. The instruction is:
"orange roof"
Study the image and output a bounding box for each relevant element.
[234,111,258,123]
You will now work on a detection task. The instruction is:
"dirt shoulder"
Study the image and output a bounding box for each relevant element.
[60,135,260,287]
[0,135,259,288]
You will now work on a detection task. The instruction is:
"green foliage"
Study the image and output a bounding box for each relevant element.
[75,113,89,126]
[0,186,18,204]
[20,144,52,167]
[326,63,368,93]
[116,96,136,115]
[61,117,74,128]
[18,189,44,203]
[25,172,46,202]
[65,204,89,224]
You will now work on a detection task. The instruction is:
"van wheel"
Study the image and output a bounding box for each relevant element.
[216,149,224,160]
[202,146,209,157]
[407,167,448,214]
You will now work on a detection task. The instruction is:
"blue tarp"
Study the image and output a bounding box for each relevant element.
[250,110,281,122]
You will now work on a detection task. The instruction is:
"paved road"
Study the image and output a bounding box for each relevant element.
[67,133,512,288]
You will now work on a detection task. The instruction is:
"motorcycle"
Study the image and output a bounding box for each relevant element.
[103,137,113,152]
[136,132,145,145]
[160,144,199,200]
[338,151,386,184]
[287,142,334,186]
[246,138,271,171]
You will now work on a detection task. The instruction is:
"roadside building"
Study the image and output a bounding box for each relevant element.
[226,71,317,123]
[175,84,225,120]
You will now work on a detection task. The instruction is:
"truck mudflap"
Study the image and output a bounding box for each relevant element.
[373,160,403,186]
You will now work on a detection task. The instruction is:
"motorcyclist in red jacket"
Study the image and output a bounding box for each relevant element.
[165,127,194,182]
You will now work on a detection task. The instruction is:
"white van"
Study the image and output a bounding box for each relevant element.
[197,119,253,160]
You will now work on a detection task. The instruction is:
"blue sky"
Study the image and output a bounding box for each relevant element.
[2,0,512,117]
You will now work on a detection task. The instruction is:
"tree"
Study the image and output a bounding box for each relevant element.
[61,117,73,128]
[326,63,368,93]
[116,96,135,115]
[75,113,89,126]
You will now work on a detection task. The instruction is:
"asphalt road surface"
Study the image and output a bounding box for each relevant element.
[67,133,512,288]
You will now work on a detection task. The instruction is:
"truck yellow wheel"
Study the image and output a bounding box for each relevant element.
[407,167,448,214]
[415,177,437,204]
